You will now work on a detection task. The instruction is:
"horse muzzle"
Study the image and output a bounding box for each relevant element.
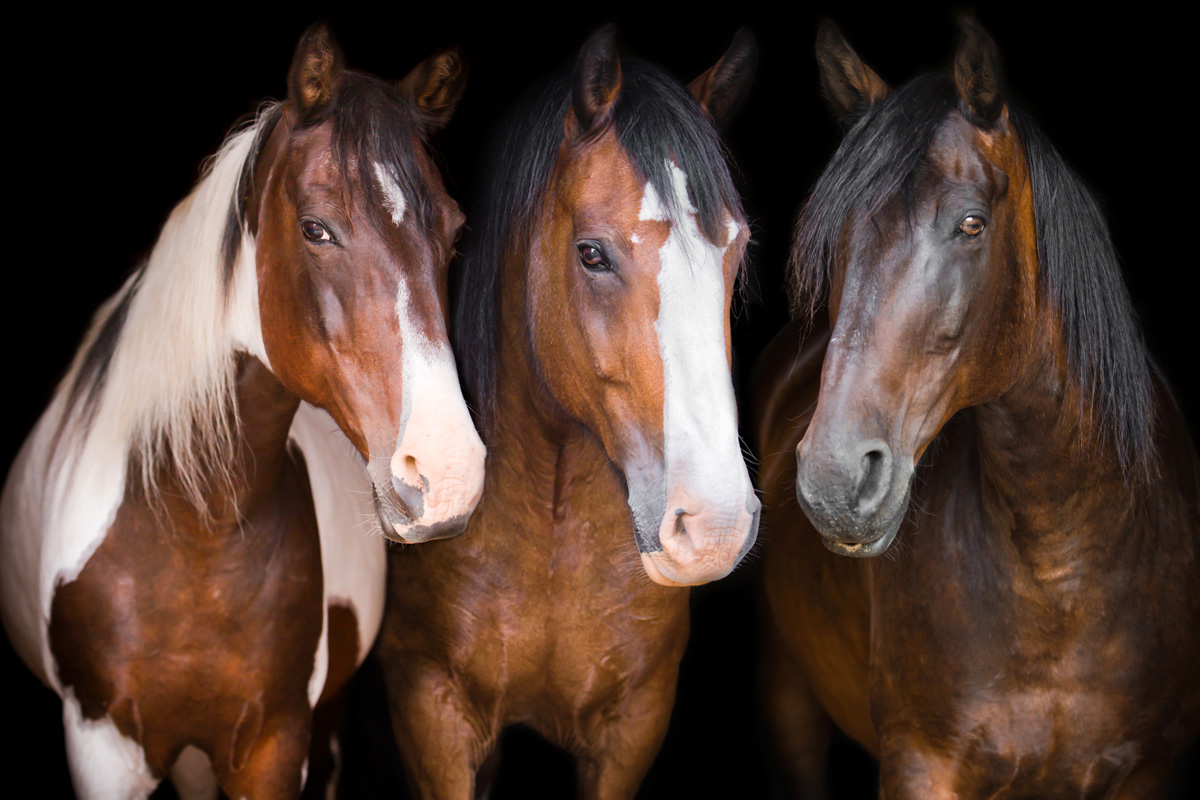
[372,435,486,544]
[638,487,761,586]
[794,435,911,558]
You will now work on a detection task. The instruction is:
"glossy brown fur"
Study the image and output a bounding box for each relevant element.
[758,21,1200,800]
[42,27,469,798]
[380,129,694,800]
[379,30,754,799]
[51,358,323,796]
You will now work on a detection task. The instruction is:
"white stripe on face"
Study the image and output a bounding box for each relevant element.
[389,278,484,515]
[641,163,750,526]
[372,162,407,227]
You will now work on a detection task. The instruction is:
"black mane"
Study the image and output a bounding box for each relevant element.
[455,56,743,433]
[789,73,1155,477]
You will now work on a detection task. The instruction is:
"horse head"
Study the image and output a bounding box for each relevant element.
[520,27,760,585]
[791,18,1042,556]
[246,26,484,542]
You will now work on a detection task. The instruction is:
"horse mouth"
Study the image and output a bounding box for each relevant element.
[818,514,902,558]
[821,527,898,557]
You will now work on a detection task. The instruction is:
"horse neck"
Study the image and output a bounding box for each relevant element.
[969,316,1146,589]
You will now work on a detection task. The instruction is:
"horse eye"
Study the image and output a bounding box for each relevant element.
[959,216,986,237]
[577,243,611,272]
[301,219,333,243]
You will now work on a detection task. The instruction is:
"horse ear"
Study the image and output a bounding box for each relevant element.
[570,24,622,137]
[815,20,889,119]
[689,28,758,129]
[287,23,344,119]
[953,16,1005,124]
[398,48,469,135]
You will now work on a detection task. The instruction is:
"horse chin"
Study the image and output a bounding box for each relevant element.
[639,551,718,588]
[379,513,470,544]
[819,520,901,557]
[371,484,470,544]
[815,506,905,558]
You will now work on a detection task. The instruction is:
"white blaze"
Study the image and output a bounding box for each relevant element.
[641,163,750,515]
[372,162,407,227]
[390,278,484,512]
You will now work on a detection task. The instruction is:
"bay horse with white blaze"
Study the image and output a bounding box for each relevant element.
[0,25,484,799]
[756,18,1200,799]
[379,26,758,799]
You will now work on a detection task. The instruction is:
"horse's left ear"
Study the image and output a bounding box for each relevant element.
[288,23,344,119]
[398,48,469,135]
[953,16,1005,124]
[689,28,758,129]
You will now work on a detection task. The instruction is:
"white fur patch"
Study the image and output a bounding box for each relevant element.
[62,689,158,798]
[648,163,751,513]
[389,278,481,499]
[0,106,278,692]
[289,403,386,706]
[372,162,407,227]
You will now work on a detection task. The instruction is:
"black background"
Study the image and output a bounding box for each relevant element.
[4,2,1196,797]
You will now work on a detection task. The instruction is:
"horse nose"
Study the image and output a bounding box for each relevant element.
[854,441,891,517]
[641,486,759,586]
[374,428,485,544]
[795,436,892,541]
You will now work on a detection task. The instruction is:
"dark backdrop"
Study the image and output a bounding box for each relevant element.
[5,3,1195,797]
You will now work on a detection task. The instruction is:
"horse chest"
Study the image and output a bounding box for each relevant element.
[46,465,324,772]
[399,480,686,720]
[872,513,1171,797]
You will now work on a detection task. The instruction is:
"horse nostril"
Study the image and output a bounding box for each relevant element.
[395,453,424,490]
[856,446,889,511]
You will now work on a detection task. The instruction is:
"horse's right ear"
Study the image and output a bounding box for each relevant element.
[569,24,622,138]
[815,20,889,120]
[288,23,344,119]
[399,48,469,135]
[689,28,758,129]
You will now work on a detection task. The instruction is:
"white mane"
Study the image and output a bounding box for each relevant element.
[56,103,277,513]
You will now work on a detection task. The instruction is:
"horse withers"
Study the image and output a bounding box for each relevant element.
[379,26,759,799]
[756,18,1200,799]
[0,26,484,799]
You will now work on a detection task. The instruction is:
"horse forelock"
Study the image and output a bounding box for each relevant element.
[790,72,1156,480]
[455,56,743,435]
[327,72,440,240]
[788,74,956,318]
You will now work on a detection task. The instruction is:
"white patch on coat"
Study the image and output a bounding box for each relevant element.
[169,745,218,800]
[289,403,386,705]
[646,163,751,517]
[62,689,158,799]
[372,162,407,227]
[0,105,279,691]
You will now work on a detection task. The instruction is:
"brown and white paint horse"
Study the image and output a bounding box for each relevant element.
[0,26,484,799]
[379,26,758,799]
[757,19,1200,799]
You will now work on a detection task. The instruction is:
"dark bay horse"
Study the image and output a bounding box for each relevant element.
[757,18,1200,799]
[379,26,758,798]
[0,26,484,798]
